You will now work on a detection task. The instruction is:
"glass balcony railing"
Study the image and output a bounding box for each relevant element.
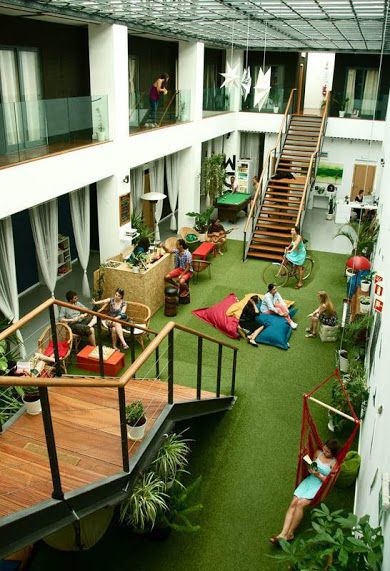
[202,88,230,116]
[129,89,191,132]
[241,87,286,114]
[329,92,387,121]
[0,95,109,168]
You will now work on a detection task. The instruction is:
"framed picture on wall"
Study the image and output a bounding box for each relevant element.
[119,193,131,226]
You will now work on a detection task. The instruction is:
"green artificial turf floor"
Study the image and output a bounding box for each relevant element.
[29,241,355,571]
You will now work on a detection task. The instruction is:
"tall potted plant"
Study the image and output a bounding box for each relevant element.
[330,360,369,432]
[186,207,215,234]
[200,153,226,204]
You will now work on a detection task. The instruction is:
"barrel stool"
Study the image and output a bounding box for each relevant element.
[164,286,179,317]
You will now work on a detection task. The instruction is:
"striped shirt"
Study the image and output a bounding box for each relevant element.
[174,249,193,272]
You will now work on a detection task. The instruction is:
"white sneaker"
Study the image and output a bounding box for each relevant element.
[290,321,298,329]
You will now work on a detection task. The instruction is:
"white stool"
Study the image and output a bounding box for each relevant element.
[319,323,339,343]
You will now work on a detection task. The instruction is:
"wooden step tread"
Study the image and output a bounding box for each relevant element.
[253,231,291,239]
[260,209,298,217]
[257,221,294,229]
[249,244,286,253]
[266,191,303,197]
[261,204,299,211]
[264,197,301,204]
[247,251,283,260]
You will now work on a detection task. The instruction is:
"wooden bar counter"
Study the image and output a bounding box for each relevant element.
[94,253,173,316]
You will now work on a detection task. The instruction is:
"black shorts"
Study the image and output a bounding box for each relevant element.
[70,317,93,336]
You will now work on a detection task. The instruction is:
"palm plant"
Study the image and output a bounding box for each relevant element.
[334,219,379,257]
[131,211,155,243]
[119,472,168,531]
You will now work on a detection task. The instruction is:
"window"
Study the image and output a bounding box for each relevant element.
[345,68,379,117]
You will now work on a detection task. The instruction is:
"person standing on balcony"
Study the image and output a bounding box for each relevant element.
[149,73,169,127]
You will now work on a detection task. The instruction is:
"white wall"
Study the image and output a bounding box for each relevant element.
[303,52,335,110]
[354,103,390,567]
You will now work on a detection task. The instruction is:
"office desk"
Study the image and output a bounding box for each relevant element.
[335,201,378,224]
[215,192,251,222]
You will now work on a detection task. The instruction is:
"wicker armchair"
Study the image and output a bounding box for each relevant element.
[178,227,200,251]
[36,323,73,374]
[192,259,212,283]
[102,301,151,350]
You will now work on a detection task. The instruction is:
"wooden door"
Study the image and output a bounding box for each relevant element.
[350,164,376,199]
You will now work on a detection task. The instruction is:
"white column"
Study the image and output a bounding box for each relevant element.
[178,41,204,123]
[177,144,202,229]
[89,24,131,260]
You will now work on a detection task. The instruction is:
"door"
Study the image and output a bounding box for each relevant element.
[0,46,45,152]
[350,164,376,199]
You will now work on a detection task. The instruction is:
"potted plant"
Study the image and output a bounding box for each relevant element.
[335,219,379,258]
[96,108,106,142]
[200,153,226,204]
[21,385,41,415]
[186,206,215,234]
[336,96,349,117]
[119,472,168,531]
[336,313,373,373]
[361,270,375,293]
[359,295,371,314]
[152,431,191,485]
[326,196,335,220]
[126,400,147,440]
[330,360,368,432]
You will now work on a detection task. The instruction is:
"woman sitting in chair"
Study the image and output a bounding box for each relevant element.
[206,218,227,255]
[306,291,337,338]
[92,288,129,350]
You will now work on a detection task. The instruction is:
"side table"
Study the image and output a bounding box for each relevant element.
[76,345,125,376]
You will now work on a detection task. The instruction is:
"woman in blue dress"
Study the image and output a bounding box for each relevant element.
[285,226,306,289]
[270,439,339,544]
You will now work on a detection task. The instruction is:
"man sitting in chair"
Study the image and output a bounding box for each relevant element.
[59,290,96,346]
[161,239,193,296]
[206,218,227,256]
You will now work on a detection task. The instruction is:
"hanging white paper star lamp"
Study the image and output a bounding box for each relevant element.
[241,67,252,100]
[220,62,241,89]
[253,67,271,111]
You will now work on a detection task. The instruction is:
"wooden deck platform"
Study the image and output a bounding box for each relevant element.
[0,379,215,519]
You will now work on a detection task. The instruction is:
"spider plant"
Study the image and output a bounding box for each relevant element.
[0,387,23,424]
[119,472,168,531]
[152,432,191,483]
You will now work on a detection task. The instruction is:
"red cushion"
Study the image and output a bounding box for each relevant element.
[192,293,239,339]
[44,340,69,359]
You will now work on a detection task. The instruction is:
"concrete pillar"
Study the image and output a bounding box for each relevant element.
[177,144,202,229]
[178,41,204,123]
[89,24,131,261]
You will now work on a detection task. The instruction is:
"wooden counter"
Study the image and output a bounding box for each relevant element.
[94,254,173,316]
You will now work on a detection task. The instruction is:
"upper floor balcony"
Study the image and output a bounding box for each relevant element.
[129,89,191,134]
[0,95,109,170]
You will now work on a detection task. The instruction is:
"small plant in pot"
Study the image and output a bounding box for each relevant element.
[21,385,41,415]
[330,360,368,432]
[361,270,375,293]
[126,400,147,441]
[359,295,371,314]
[326,196,335,220]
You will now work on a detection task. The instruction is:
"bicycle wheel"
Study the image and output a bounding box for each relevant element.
[263,262,289,287]
[303,257,314,280]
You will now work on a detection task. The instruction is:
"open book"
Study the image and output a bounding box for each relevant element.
[303,454,318,470]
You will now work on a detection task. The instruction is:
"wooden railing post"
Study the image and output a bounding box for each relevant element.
[168,329,174,404]
[38,386,64,500]
[155,343,160,378]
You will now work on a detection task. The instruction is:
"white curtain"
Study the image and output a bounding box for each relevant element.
[29,199,58,297]
[19,50,44,143]
[70,187,90,297]
[345,69,356,114]
[0,217,25,357]
[130,167,144,215]
[240,133,261,178]
[149,159,165,241]
[362,70,379,116]
[129,56,136,117]
[165,154,179,231]
[0,49,22,146]
[213,136,224,154]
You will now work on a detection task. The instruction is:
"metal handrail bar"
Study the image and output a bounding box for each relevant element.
[158,90,179,126]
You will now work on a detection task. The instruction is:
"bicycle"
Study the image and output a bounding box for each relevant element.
[263,254,314,287]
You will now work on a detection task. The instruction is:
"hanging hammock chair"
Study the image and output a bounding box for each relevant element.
[295,368,360,506]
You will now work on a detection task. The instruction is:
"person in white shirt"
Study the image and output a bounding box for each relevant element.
[260,283,297,329]
[229,175,239,193]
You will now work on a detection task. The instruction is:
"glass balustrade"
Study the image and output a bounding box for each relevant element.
[129,89,191,132]
[329,92,386,120]
[202,87,230,116]
[241,86,286,114]
[0,95,109,168]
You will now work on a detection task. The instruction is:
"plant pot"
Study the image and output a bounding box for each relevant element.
[97,130,106,142]
[361,280,371,293]
[326,213,334,220]
[338,350,349,373]
[327,411,335,432]
[132,266,140,273]
[273,107,279,114]
[23,393,41,415]
[339,110,346,118]
[345,267,355,280]
[359,299,371,314]
[127,417,147,441]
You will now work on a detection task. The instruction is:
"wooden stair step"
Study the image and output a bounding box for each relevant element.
[264,196,301,204]
[266,190,303,197]
[256,221,294,229]
[290,120,322,126]
[253,231,291,239]
[280,157,310,163]
[283,143,317,150]
[261,204,299,211]
[260,209,298,217]
[249,244,285,253]
[268,183,305,190]
[247,252,283,261]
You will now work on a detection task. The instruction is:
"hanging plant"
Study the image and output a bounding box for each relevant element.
[200,153,226,202]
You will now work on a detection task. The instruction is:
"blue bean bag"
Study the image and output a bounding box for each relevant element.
[254,309,297,350]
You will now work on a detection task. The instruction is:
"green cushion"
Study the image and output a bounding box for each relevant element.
[336,451,361,488]
[186,233,198,242]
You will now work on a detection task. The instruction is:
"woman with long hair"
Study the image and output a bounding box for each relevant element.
[92,288,129,350]
[306,290,337,338]
[149,73,169,126]
[285,226,307,289]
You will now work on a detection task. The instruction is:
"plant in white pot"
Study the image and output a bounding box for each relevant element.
[360,271,375,293]
[359,295,371,314]
[96,107,106,142]
[21,385,41,415]
[326,197,335,220]
[126,400,147,441]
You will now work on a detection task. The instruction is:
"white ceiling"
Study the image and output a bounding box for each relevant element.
[1,0,389,53]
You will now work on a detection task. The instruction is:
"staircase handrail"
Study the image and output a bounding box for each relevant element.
[295,91,331,228]
[243,88,296,261]
[158,90,179,126]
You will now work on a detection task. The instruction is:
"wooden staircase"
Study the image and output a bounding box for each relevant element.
[248,114,323,261]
